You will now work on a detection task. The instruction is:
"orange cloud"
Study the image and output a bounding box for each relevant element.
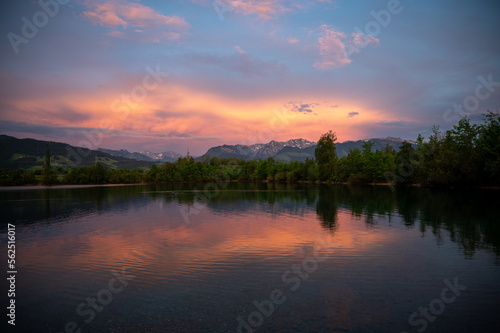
[2,78,391,151]
[1,64,400,153]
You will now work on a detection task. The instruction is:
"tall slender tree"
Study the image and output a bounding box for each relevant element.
[315,130,337,181]
[42,144,54,185]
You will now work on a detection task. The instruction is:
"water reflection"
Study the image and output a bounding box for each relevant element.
[2,183,500,332]
[1,183,499,258]
[316,185,337,230]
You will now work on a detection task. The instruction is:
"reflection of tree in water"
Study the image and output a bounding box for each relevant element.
[395,187,500,258]
[168,182,500,258]
[316,184,338,231]
[6,183,498,259]
[43,188,51,221]
[322,184,500,258]
[316,185,396,231]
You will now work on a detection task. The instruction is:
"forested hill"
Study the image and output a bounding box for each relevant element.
[0,135,154,170]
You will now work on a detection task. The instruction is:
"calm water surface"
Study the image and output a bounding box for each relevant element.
[1,183,499,332]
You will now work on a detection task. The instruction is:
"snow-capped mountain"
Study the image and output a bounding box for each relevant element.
[201,137,412,162]
[98,148,182,162]
[138,150,182,161]
[201,138,316,160]
[100,137,411,163]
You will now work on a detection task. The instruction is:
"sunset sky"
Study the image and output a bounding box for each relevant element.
[1,0,499,155]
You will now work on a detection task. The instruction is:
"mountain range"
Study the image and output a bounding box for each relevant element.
[197,137,413,162]
[0,134,414,170]
[201,138,316,161]
[100,137,413,163]
[97,148,182,162]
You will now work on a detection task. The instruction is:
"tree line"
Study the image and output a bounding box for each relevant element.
[314,111,499,186]
[1,112,498,187]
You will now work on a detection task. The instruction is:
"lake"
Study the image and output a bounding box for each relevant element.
[1,183,499,332]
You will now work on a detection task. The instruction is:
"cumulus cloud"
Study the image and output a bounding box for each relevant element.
[313,25,379,69]
[82,0,189,42]
[285,101,319,115]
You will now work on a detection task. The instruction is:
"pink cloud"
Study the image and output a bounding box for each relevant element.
[313,25,379,70]
[207,0,305,20]
[230,0,290,20]
[196,0,333,20]
[234,45,247,54]
[83,0,189,41]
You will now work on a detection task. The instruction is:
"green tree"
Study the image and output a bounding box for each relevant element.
[89,163,109,184]
[395,141,417,184]
[361,141,375,181]
[45,145,51,171]
[341,148,367,183]
[315,130,337,181]
[42,145,57,185]
[448,117,479,185]
[476,111,500,185]
[266,157,276,181]
[255,159,269,181]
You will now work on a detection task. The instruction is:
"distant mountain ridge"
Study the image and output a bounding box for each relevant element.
[98,148,181,162]
[97,148,152,161]
[138,150,182,162]
[203,138,316,160]
[0,135,154,170]
[200,137,414,162]
[0,134,415,169]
